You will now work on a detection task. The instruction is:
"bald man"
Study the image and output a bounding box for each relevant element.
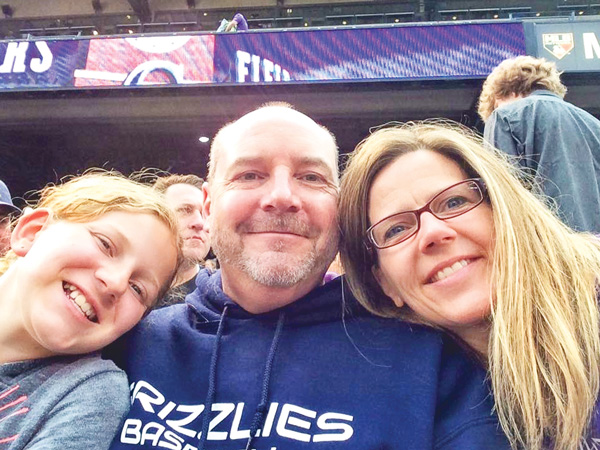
[109,104,510,450]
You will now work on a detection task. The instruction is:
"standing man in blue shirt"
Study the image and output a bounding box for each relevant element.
[479,55,600,232]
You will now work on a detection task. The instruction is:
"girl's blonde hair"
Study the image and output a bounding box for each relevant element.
[0,170,184,304]
[339,121,600,450]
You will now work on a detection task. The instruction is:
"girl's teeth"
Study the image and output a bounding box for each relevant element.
[63,282,97,322]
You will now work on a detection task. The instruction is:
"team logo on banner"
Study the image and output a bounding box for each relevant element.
[542,33,574,59]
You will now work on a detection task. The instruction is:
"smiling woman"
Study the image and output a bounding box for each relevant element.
[338,121,600,450]
[0,171,183,450]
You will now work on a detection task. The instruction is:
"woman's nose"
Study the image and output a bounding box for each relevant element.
[417,212,457,252]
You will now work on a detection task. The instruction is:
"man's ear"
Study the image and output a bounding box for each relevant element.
[202,182,211,233]
[11,208,52,257]
[372,265,404,308]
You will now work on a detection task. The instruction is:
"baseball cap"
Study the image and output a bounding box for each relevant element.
[0,180,21,215]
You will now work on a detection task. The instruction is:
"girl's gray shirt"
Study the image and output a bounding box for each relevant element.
[0,353,129,449]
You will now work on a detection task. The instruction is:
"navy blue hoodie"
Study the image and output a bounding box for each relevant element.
[109,270,509,450]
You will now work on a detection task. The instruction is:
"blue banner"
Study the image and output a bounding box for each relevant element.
[0,40,89,89]
[214,22,526,83]
[0,22,527,90]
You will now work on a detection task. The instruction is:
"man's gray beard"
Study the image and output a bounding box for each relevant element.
[212,228,338,288]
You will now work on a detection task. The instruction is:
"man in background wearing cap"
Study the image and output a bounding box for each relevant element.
[0,179,21,255]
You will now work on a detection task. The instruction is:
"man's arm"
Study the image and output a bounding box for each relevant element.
[224,20,237,32]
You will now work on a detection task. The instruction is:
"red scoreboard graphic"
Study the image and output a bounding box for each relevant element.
[73,35,214,87]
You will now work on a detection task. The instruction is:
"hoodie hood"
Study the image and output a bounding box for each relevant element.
[186,269,366,327]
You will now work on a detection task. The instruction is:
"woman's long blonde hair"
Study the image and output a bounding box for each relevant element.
[339,121,600,450]
[0,170,184,304]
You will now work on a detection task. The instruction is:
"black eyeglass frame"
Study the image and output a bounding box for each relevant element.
[365,178,486,250]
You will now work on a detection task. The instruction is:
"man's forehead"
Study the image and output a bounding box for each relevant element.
[166,183,202,194]
[165,184,203,201]
[227,113,334,157]
[236,106,330,139]
[209,106,339,184]
[228,153,334,172]
[237,105,318,129]
[222,134,336,178]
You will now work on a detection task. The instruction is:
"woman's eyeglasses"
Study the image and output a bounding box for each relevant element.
[366,178,486,250]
